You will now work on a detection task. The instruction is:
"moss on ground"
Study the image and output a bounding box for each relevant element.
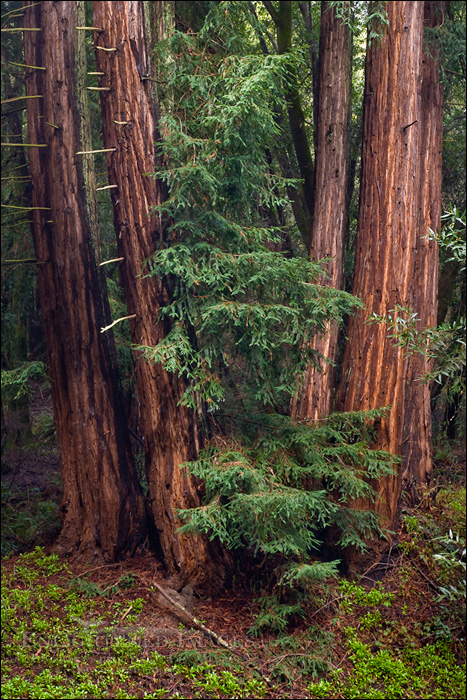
[1,455,465,699]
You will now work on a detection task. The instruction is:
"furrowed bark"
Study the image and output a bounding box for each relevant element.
[338,1,425,531]
[92,0,226,589]
[402,1,447,501]
[23,0,146,562]
[292,1,352,420]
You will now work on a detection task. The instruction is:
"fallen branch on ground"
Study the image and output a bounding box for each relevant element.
[151,581,244,657]
[149,580,274,687]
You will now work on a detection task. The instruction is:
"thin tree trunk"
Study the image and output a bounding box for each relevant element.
[92,1,227,589]
[23,1,146,562]
[154,0,175,42]
[337,1,425,531]
[264,0,315,243]
[402,1,447,501]
[298,1,320,135]
[249,2,312,242]
[292,1,352,420]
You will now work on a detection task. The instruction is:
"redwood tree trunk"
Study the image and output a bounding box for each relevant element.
[92,1,226,589]
[337,1,425,531]
[401,1,447,502]
[23,1,146,561]
[292,1,352,420]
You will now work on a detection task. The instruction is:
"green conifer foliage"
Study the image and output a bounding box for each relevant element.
[138,7,396,620]
[140,19,357,411]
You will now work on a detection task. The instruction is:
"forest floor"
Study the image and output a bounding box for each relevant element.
[1,435,466,699]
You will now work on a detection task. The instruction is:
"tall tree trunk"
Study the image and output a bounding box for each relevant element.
[401,1,447,501]
[264,0,315,244]
[337,1,425,531]
[23,1,146,562]
[292,1,352,420]
[92,1,226,589]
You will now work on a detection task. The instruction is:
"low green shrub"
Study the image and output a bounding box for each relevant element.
[178,409,396,632]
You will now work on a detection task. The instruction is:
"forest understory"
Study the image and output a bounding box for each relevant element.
[1,394,466,699]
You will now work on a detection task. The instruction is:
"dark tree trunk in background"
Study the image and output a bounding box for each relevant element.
[338,1,425,533]
[23,0,146,562]
[154,0,175,41]
[264,0,315,246]
[1,41,35,441]
[292,1,352,420]
[92,0,227,590]
[401,1,447,501]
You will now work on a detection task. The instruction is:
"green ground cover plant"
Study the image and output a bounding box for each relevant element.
[2,494,465,700]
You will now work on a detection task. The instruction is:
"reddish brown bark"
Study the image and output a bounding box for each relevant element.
[92,1,226,589]
[402,1,447,501]
[23,1,146,562]
[338,2,425,530]
[292,2,352,420]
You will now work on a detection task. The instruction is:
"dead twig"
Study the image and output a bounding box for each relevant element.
[75,562,123,578]
[149,581,275,688]
[119,605,134,624]
[411,562,440,593]
[308,595,345,620]
[151,581,245,657]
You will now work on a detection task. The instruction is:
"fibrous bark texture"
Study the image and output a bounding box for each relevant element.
[92,1,226,589]
[401,1,446,501]
[292,1,352,420]
[23,1,146,562]
[338,1,425,530]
